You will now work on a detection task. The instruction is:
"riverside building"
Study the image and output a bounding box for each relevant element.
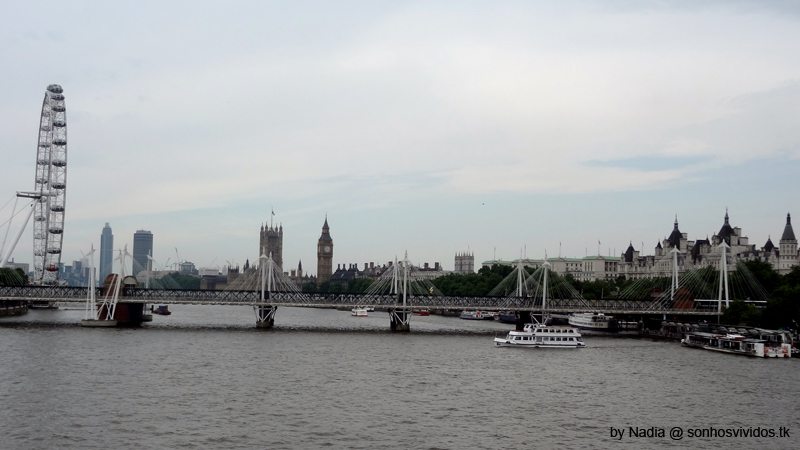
[482,212,800,281]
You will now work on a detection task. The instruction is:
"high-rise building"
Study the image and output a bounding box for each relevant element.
[317,216,333,284]
[132,230,153,276]
[259,222,283,270]
[99,223,113,284]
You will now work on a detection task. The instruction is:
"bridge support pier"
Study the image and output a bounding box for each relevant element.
[81,302,145,327]
[389,308,411,332]
[255,306,277,329]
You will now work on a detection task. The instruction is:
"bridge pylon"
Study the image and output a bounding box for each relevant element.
[255,251,278,328]
[389,254,411,331]
[81,245,130,327]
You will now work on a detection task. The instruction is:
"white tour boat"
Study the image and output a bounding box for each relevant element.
[460,310,494,320]
[351,308,369,317]
[494,323,586,348]
[681,332,791,358]
[460,311,495,320]
[568,312,619,331]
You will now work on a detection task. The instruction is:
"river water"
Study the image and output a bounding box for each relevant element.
[1,306,798,449]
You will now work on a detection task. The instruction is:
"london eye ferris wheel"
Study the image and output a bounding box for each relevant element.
[0,84,68,284]
[32,84,68,284]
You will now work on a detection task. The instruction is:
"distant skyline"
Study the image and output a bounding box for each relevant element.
[1,1,799,275]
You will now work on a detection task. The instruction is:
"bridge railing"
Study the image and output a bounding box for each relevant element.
[0,286,722,314]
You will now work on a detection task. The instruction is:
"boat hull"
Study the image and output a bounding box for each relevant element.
[497,312,517,324]
[568,313,619,331]
[351,308,368,317]
[460,311,495,320]
[494,323,586,349]
[494,337,585,348]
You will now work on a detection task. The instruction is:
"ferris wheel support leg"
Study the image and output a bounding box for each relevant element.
[0,201,36,269]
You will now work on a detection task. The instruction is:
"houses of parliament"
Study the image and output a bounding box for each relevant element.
[259,216,334,286]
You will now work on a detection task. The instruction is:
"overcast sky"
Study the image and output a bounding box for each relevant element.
[1,0,799,274]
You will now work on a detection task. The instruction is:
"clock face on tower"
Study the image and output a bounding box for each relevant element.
[324,246,331,253]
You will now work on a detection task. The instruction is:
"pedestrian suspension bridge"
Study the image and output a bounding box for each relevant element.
[1,241,768,330]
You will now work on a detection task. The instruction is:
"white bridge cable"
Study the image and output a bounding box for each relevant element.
[361,258,443,306]
[522,266,591,309]
[221,257,311,303]
[487,264,531,297]
[131,258,183,290]
[617,249,771,310]
[728,261,770,302]
[617,251,688,307]
[484,263,593,309]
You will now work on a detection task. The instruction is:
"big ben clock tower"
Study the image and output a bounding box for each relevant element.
[317,216,333,284]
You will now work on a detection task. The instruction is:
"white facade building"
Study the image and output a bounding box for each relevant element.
[482,212,800,281]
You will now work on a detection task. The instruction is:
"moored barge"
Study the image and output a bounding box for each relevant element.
[682,332,791,358]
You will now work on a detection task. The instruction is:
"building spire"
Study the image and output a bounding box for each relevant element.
[781,212,796,241]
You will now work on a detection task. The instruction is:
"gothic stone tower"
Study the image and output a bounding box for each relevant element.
[317,216,333,284]
[260,223,283,269]
[779,213,797,274]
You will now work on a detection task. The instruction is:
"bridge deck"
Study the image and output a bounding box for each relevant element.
[0,285,723,315]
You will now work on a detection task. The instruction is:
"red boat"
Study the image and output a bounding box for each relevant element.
[413,310,430,316]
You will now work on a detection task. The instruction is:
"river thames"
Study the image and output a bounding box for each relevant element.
[1,306,798,449]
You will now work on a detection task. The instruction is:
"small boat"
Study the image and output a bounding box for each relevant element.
[497,311,517,324]
[365,307,375,312]
[682,332,791,358]
[413,310,430,316]
[460,310,494,320]
[494,323,586,348]
[152,305,171,316]
[568,312,618,331]
[351,308,369,317]
[28,301,57,309]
